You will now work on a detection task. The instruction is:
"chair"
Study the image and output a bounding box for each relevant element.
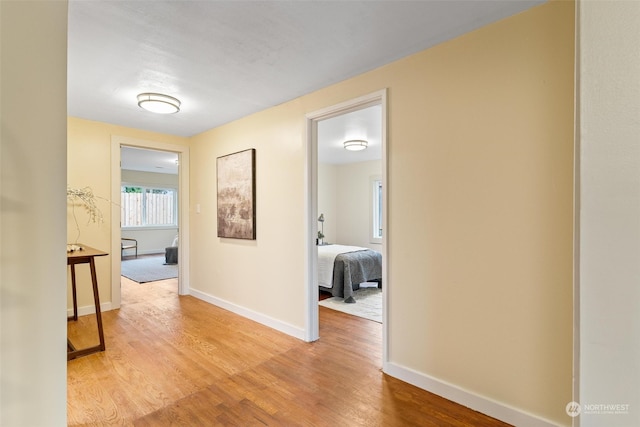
[121,238,138,258]
[165,234,178,264]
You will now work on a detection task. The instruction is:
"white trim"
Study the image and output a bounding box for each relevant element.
[189,288,306,341]
[67,302,113,318]
[111,135,190,311]
[303,116,319,342]
[380,91,389,365]
[121,226,179,232]
[126,249,169,256]
[572,2,580,426]
[306,90,386,122]
[304,89,388,351]
[110,140,122,309]
[369,175,383,245]
[384,362,561,427]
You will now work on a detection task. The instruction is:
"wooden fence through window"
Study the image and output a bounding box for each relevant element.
[121,190,175,227]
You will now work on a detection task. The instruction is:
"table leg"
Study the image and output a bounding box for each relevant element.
[68,264,78,321]
[89,258,106,351]
[67,257,107,360]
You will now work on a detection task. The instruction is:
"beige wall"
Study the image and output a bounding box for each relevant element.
[121,169,178,187]
[318,160,382,248]
[335,160,381,249]
[318,162,337,243]
[67,117,188,309]
[1,1,68,425]
[385,3,574,424]
[189,1,574,425]
[190,104,309,328]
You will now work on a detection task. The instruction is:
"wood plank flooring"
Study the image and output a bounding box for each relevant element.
[67,277,512,426]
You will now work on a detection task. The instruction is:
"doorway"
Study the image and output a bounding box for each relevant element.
[120,146,179,291]
[305,90,388,354]
[110,136,190,310]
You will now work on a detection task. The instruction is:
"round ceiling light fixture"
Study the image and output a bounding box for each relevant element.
[137,92,181,114]
[343,139,368,151]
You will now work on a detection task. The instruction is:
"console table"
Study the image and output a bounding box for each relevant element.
[67,244,108,360]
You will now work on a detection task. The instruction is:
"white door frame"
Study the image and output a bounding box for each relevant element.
[304,89,388,359]
[110,136,190,309]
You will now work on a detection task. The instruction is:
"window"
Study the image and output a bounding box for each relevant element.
[121,185,177,228]
[371,177,382,243]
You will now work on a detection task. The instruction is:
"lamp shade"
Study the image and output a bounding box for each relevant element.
[137,93,181,114]
[343,139,368,151]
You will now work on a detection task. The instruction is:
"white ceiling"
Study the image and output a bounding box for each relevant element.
[68,0,543,139]
[318,105,382,164]
[121,146,179,175]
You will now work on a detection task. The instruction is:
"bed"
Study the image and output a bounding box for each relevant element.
[318,244,382,303]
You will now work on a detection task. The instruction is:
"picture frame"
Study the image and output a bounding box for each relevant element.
[216,148,256,239]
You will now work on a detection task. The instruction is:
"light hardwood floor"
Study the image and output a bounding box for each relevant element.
[67,277,512,426]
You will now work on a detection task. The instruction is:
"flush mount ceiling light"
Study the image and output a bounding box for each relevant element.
[137,93,181,114]
[343,139,368,151]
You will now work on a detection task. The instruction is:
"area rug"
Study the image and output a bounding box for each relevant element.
[121,255,177,283]
[319,286,382,323]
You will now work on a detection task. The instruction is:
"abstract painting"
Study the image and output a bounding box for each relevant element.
[216,149,256,239]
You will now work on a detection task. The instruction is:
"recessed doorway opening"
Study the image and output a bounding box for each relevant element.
[304,90,388,366]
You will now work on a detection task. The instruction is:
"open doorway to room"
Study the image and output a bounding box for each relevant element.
[109,136,190,310]
[119,146,180,300]
[305,90,388,351]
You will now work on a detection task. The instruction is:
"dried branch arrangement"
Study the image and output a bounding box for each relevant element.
[67,186,105,244]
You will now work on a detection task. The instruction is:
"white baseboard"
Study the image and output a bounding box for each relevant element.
[383,361,562,427]
[185,288,559,426]
[128,250,165,256]
[67,301,113,318]
[189,288,306,341]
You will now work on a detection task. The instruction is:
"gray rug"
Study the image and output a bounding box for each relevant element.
[319,286,382,323]
[121,255,177,283]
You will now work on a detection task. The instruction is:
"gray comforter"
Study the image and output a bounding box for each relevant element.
[329,249,382,303]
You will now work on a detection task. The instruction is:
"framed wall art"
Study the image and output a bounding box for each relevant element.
[216,148,256,239]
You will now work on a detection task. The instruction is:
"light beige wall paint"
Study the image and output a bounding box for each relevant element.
[122,169,178,187]
[190,104,309,327]
[1,1,68,424]
[318,162,337,243]
[189,1,574,424]
[385,3,574,424]
[67,117,188,309]
[318,160,381,248]
[335,160,381,249]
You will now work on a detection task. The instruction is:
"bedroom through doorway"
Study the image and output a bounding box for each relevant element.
[306,90,388,347]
